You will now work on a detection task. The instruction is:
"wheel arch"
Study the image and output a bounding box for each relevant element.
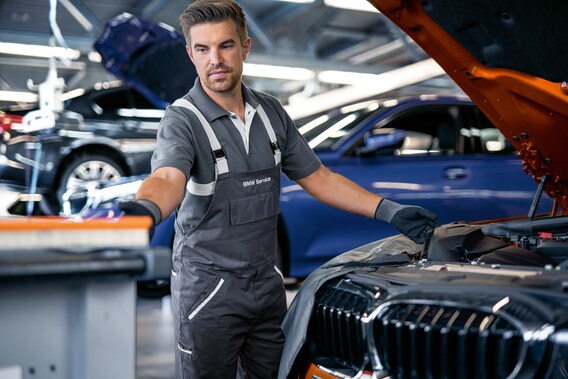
[54,144,130,189]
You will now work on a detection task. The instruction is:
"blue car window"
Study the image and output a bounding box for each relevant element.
[396,131,435,155]
[300,108,377,152]
[364,106,458,156]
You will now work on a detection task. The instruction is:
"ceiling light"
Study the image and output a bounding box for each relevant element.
[275,0,315,3]
[318,70,381,86]
[340,100,379,114]
[0,88,87,103]
[243,63,315,81]
[0,91,38,103]
[308,113,357,149]
[285,58,446,120]
[88,51,102,63]
[324,0,380,13]
[117,109,166,118]
[0,42,80,60]
[298,115,329,135]
[60,88,85,101]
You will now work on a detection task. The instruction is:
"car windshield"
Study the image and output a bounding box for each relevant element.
[299,101,382,151]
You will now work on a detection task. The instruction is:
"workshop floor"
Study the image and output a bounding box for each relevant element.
[136,296,176,379]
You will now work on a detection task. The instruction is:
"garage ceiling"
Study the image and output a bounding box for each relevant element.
[0,0,461,112]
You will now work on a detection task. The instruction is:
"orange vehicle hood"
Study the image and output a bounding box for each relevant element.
[369,0,568,214]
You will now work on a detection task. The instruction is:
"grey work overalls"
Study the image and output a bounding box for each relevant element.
[170,99,287,378]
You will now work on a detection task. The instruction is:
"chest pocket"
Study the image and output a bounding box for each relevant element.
[229,192,280,226]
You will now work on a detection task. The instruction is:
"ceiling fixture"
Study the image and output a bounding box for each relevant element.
[318,70,382,85]
[285,58,446,120]
[243,64,407,86]
[0,91,38,103]
[243,63,315,81]
[276,0,315,3]
[324,0,380,13]
[0,42,80,60]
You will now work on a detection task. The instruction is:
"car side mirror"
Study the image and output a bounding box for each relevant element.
[357,128,406,156]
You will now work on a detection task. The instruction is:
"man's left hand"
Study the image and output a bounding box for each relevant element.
[375,199,438,244]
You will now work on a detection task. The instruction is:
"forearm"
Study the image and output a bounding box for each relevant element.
[296,165,381,218]
[136,168,186,222]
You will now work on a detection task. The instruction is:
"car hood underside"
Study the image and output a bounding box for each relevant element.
[369,0,568,214]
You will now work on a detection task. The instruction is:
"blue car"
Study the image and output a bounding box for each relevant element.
[276,96,552,277]
[86,14,553,281]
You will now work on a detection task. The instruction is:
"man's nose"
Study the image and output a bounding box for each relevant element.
[209,49,221,65]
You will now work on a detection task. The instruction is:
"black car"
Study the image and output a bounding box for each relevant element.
[0,83,162,214]
[278,0,568,378]
[0,13,196,215]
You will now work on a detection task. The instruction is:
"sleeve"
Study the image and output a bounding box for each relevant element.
[150,106,196,182]
[274,100,321,181]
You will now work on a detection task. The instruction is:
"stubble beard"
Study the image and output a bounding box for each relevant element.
[203,68,239,94]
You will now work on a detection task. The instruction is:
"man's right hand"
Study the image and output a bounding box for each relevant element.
[118,199,163,237]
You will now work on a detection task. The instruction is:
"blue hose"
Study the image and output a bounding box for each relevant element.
[26,142,42,216]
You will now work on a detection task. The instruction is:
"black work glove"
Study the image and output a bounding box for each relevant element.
[118,199,162,239]
[375,199,437,244]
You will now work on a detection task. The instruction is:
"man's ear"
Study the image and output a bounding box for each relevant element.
[186,45,195,64]
[242,37,251,61]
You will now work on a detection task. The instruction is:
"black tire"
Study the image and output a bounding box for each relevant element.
[56,154,124,214]
[38,191,64,216]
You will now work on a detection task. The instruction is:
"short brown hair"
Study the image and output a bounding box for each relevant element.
[179,0,248,45]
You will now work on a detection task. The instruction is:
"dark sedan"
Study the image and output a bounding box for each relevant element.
[0,13,197,215]
[0,83,161,214]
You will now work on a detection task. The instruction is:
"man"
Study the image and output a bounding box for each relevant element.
[120,1,437,377]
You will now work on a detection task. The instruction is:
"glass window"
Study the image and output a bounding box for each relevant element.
[299,106,378,152]
[362,106,460,156]
[459,109,515,154]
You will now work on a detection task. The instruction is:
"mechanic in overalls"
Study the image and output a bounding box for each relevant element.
[119,1,438,378]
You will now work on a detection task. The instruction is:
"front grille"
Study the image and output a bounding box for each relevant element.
[374,302,524,379]
[308,278,556,379]
[309,283,372,373]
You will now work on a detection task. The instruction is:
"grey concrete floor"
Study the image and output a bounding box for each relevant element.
[136,296,175,379]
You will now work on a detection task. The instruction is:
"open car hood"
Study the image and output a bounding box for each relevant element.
[369,0,568,213]
[94,13,197,110]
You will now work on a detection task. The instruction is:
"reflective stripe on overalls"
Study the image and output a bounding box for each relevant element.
[170,98,287,379]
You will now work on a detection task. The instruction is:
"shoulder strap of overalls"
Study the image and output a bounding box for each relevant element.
[172,98,229,176]
[255,104,282,166]
[171,98,282,196]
